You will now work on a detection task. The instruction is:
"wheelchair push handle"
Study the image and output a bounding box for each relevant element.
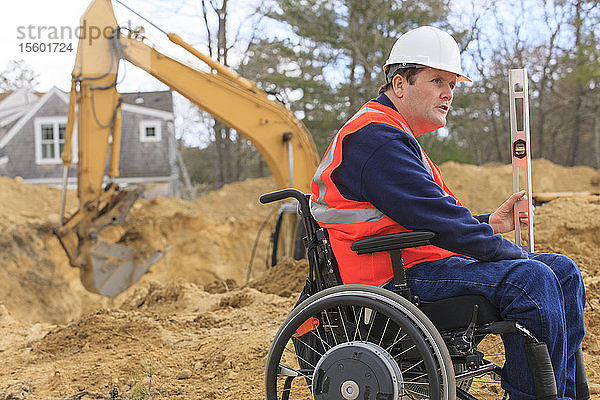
[260,188,311,216]
[259,188,304,204]
[259,188,316,239]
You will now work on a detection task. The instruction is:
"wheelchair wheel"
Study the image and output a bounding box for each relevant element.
[265,285,456,400]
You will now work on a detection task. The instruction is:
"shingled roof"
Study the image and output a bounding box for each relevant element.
[120,90,173,112]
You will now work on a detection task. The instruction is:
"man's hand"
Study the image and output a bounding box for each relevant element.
[489,191,531,234]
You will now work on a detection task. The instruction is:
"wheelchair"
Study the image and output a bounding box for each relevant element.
[260,189,589,400]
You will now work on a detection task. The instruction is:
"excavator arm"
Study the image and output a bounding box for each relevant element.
[121,31,319,190]
[55,0,319,296]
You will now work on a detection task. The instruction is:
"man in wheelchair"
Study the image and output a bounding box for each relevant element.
[308,26,587,400]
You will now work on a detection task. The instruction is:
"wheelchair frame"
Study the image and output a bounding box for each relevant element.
[261,188,587,400]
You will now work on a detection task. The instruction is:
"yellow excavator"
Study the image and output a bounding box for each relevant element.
[54,0,319,296]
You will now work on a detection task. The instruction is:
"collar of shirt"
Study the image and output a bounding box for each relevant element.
[374,93,398,113]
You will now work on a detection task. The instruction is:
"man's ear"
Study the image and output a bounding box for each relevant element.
[391,74,405,99]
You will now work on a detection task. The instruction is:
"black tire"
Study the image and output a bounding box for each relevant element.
[265,285,456,400]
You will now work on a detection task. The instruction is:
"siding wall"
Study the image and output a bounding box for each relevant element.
[1,92,178,197]
[118,110,173,178]
[4,95,76,179]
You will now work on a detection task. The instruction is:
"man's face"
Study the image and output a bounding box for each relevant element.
[393,67,457,136]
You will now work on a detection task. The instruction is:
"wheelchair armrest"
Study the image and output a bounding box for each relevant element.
[350,231,437,255]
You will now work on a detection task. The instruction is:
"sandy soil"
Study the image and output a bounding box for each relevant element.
[1,159,600,399]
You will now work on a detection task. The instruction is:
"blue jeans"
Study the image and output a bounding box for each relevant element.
[401,253,586,400]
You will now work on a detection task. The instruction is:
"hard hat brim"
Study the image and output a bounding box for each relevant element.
[384,62,472,83]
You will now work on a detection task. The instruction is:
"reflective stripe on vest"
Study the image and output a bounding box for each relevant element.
[310,198,385,224]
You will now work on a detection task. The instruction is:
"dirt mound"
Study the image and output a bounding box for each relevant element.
[247,258,308,298]
[203,278,239,294]
[120,176,279,289]
[0,176,78,226]
[0,176,278,325]
[1,279,293,400]
[0,219,85,325]
[0,303,48,355]
[440,158,600,213]
[33,308,165,356]
[535,196,600,275]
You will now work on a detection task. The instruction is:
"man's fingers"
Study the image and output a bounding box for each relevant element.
[505,190,526,207]
[513,190,526,200]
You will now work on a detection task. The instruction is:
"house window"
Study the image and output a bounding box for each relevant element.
[139,120,162,142]
[35,117,71,164]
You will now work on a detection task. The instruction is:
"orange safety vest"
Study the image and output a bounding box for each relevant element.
[310,100,460,285]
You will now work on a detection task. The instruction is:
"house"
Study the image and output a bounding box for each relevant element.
[0,87,179,198]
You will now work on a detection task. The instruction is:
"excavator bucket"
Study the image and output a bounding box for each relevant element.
[55,186,164,297]
[81,241,163,297]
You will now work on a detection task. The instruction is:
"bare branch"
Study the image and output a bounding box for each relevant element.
[201,0,214,57]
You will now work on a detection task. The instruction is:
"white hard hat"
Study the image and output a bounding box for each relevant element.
[384,26,471,82]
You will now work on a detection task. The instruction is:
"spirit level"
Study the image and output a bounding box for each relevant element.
[509,68,534,252]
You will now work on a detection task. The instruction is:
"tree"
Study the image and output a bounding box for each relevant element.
[0,60,38,91]
[243,0,452,154]
[179,0,600,185]
[166,0,267,187]
[449,0,600,167]
[238,37,341,154]
[557,0,600,166]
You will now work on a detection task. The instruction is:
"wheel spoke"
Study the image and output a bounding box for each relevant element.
[386,331,408,353]
[405,372,427,382]
[378,316,391,347]
[352,306,364,341]
[404,387,430,399]
[401,359,424,375]
[283,343,316,369]
[321,309,338,346]
[308,323,331,351]
[400,380,429,385]
[292,335,324,360]
[337,306,351,342]
[397,343,417,357]
[365,309,378,341]
[277,364,313,381]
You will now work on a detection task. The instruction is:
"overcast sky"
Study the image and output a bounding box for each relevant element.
[3,1,87,91]
[2,0,265,93]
